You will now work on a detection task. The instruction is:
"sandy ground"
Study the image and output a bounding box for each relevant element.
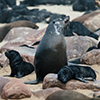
[0,0,100,100]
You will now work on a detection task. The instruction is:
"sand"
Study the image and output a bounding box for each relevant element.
[0,1,100,100]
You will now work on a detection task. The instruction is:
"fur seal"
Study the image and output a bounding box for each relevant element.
[46,90,100,100]
[0,20,39,42]
[86,41,100,52]
[58,64,96,83]
[5,50,34,78]
[24,16,70,84]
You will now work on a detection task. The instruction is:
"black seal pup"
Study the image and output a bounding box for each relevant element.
[86,41,100,52]
[58,64,96,83]
[46,90,100,100]
[5,50,34,78]
[24,16,70,84]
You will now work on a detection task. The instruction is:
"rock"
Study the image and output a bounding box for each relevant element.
[80,49,100,65]
[4,27,44,41]
[43,73,100,91]
[0,54,7,67]
[65,36,98,60]
[42,74,66,89]
[1,27,45,50]
[0,20,39,42]
[32,87,62,99]
[1,78,31,99]
[73,10,100,32]
[0,27,46,66]
[83,13,100,32]
[0,76,10,94]
[93,91,100,98]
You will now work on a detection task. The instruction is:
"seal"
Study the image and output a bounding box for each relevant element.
[0,20,39,42]
[24,16,70,84]
[58,64,96,83]
[5,50,34,78]
[46,90,100,100]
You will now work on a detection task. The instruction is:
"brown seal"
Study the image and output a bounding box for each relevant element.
[24,16,70,84]
[0,20,39,42]
[46,90,100,100]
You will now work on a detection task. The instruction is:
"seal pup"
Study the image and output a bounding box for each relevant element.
[58,64,96,83]
[5,50,34,78]
[46,90,100,100]
[24,16,70,84]
[0,20,39,42]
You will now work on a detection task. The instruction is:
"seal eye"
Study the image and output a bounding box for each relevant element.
[53,21,55,24]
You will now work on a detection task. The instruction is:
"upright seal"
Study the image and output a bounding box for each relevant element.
[24,16,70,84]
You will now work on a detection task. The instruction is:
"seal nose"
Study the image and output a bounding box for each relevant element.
[64,16,70,23]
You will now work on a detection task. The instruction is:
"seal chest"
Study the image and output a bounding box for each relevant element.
[24,16,70,84]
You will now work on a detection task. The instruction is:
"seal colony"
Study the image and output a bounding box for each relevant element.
[24,16,96,84]
[24,16,70,84]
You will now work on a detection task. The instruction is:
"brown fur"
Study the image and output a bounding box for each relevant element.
[72,10,100,23]
[46,90,100,100]
[0,20,39,42]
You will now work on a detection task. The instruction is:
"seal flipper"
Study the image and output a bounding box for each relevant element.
[24,79,39,84]
[75,75,88,83]
[84,77,96,81]
[24,69,40,84]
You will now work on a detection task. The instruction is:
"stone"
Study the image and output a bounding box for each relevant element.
[0,54,7,67]
[0,20,39,42]
[65,36,98,60]
[32,87,62,99]
[3,27,45,44]
[1,78,31,99]
[43,73,100,91]
[80,49,100,65]
[0,76,10,94]
[0,28,46,66]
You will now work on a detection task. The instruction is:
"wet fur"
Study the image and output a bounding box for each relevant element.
[5,50,34,78]
[58,64,96,83]
[24,16,70,84]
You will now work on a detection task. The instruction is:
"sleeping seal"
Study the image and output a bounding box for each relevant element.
[46,90,100,100]
[58,64,96,83]
[24,16,70,84]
